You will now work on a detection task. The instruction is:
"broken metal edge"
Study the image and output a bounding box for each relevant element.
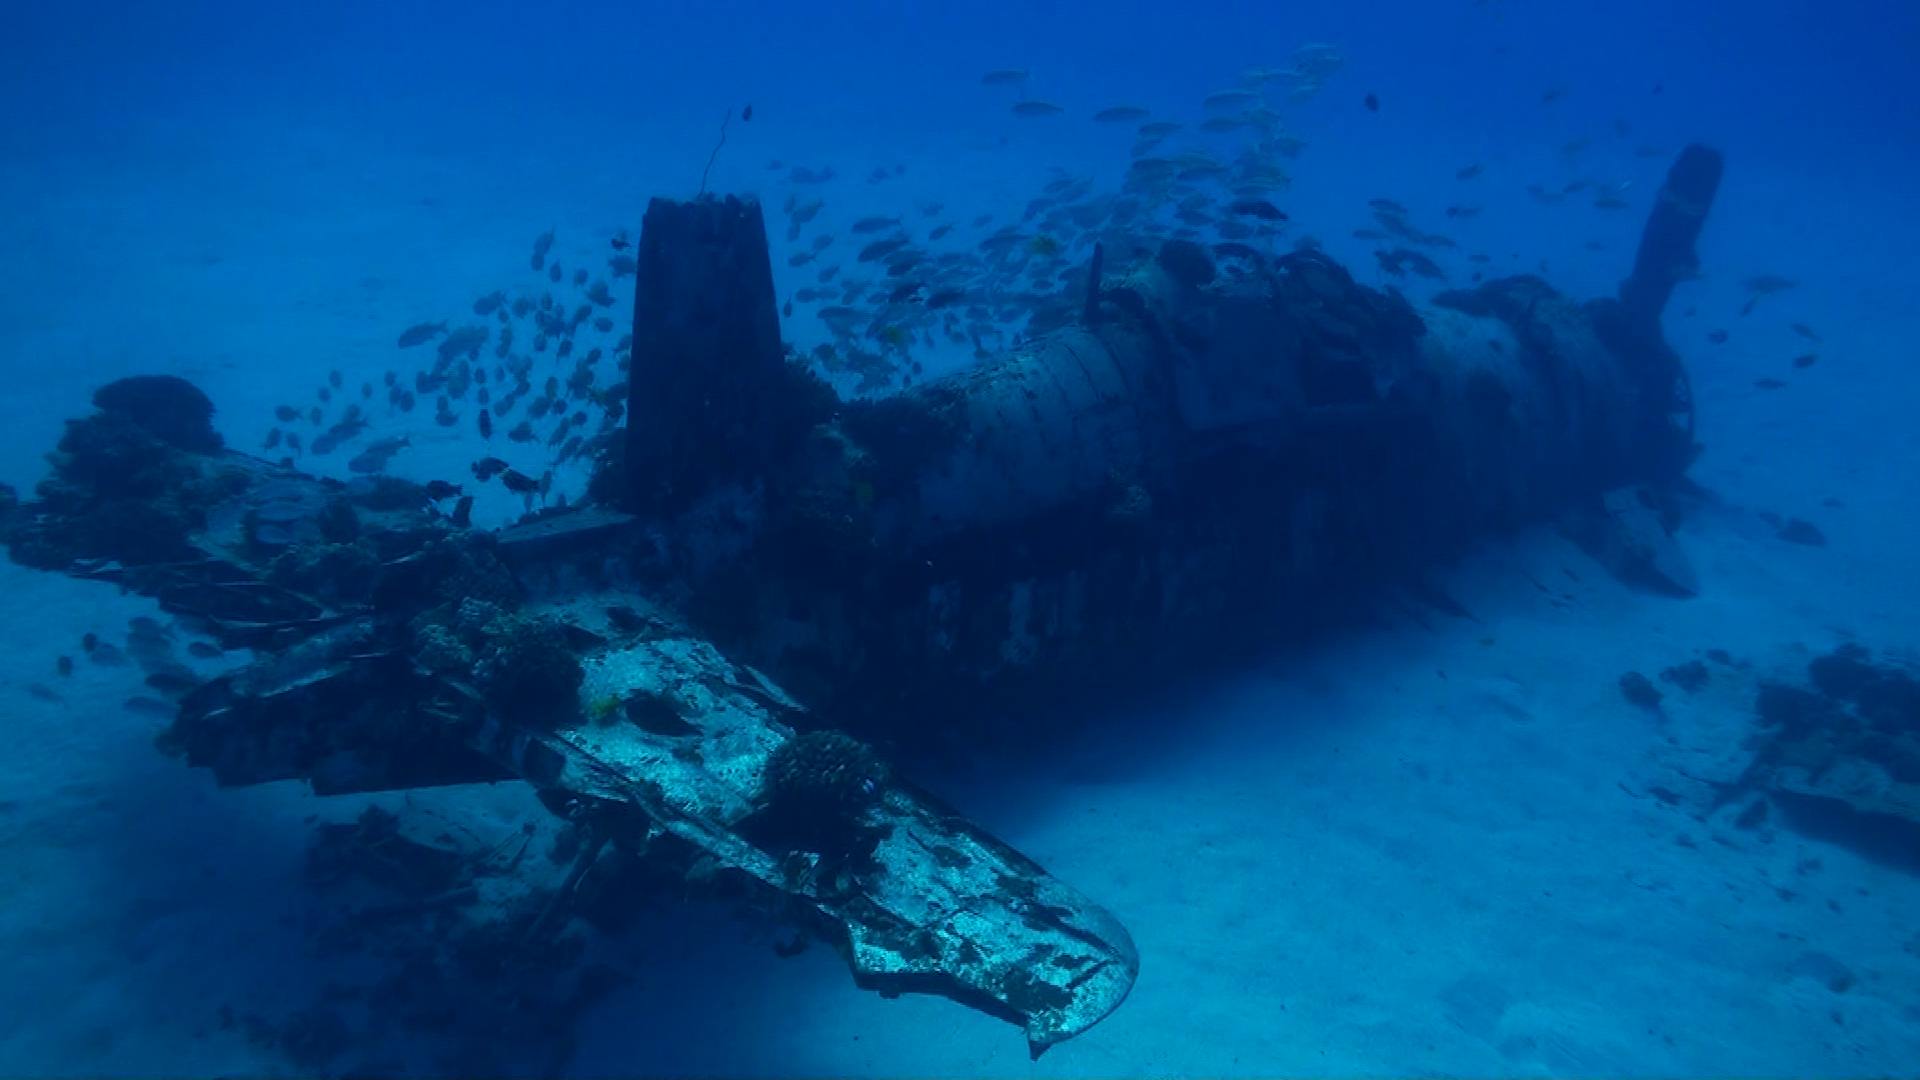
[476,696,1138,1055]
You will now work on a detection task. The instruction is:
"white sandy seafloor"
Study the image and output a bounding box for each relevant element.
[2,110,1919,1077]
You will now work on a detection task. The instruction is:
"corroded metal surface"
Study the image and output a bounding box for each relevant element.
[1,157,1724,1056]
[27,436,1137,1052]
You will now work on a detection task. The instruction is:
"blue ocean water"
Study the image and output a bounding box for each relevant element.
[3,0,1919,1076]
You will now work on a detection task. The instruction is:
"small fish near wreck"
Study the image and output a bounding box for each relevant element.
[347,435,410,474]
[396,321,446,348]
[1227,197,1288,221]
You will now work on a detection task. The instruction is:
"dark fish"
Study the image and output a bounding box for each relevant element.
[263,427,282,450]
[1456,163,1483,180]
[89,642,129,666]
[929,223,953,241]
[123,696,176,718]
[437,325,488,362]
[186,641,223,659]
[1093,105,1150,123]
[1790,322,1821,342]
[1742,274,1796,295]
[1754,378,1786,390]
[741,103,753,122]
[397,321,448,348]
[531,227,555,270]
[471,456,510,481]
[1791,353,1818,369]
[500,468,541,495]
[145,669,198,697]
[424,480,463,500]
[348,436,410,475]
[1363,92,1379,112]
[610,235,631,251]
[1227,198,1287,221]
[450,496,474,528]
[1202,88,1257,110]
[851,216,900,234]
[478,408,493,439]
[1707,329,1729,344]
[473,290,507,316]
[981,68,1029,85]
[1376,247,1445,279]
[858,238,910,262]
[27,683,63,704]
[326,414,369,441]
[1012,100,1065,117]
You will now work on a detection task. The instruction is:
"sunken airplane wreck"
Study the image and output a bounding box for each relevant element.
[0,146,1721,1058]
